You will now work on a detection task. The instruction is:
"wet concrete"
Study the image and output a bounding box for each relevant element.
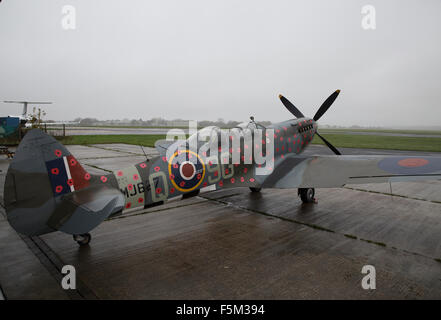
[0,144,440,299]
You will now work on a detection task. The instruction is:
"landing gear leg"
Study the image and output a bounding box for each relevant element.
[73,233,91,246]
[249,187,262,193]
[298,188,315,203]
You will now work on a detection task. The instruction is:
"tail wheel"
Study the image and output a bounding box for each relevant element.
[298,188,315,203]
[249,187,262,193]
[73,233,91,246]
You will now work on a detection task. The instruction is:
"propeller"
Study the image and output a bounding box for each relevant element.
[278,94,305,118]
[278,90,342,155]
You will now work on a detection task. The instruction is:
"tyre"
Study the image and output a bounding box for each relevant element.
[298,188,315,203]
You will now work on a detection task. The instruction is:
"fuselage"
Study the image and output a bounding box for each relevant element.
[104,118,317,216]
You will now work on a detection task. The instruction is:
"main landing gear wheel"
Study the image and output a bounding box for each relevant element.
[298,188,315,203]
[73,233,91,246]
[249,187,262,193]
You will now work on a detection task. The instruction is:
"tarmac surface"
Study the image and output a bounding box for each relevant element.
[0,144,440,299]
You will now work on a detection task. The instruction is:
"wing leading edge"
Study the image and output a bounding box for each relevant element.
[261,155,441,188]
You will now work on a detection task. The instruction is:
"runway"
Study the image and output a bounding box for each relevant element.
[0,144,440,299]
[54,126,441,138]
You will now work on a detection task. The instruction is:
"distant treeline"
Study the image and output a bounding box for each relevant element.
[68,117,273,128]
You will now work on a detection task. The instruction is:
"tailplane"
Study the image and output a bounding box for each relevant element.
[4,129,124,236]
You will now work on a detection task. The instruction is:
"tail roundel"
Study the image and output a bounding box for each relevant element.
[4,129,124,236]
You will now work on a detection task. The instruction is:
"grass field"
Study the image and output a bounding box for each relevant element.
[319,128,441,136]
[58,133,441,152]
[58,134,166,147]
[310,134,441,152]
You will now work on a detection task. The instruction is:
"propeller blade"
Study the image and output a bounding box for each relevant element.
[313,89,340,121]
[278,94,305,118]
[316,132,341,155]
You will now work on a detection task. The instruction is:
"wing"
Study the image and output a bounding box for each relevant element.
[261,154,441,188]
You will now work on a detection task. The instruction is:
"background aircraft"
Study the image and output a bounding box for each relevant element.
[4,91,441,245]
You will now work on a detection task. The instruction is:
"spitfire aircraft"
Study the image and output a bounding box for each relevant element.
[4,90,441,245]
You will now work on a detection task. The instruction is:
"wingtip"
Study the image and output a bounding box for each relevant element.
[336,89,341,93]
[278,94,283,99]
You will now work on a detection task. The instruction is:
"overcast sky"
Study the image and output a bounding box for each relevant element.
[0,0,440,127]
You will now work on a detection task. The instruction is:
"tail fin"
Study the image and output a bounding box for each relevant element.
[4,129,124,236]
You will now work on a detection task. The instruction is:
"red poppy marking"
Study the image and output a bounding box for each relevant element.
[241,155,245,161]
[288,148,292,152]
[214,171,218,177]
[140,163,147,168]
[128,184,133,190]
[203,182,207,187]
[244,168,248,173]
[51,168,59,175]
[154,166,160,172]
[125,202,132,209]
[229,148,233,153]
[244,144,249,149]
[133,174,139,180]
[84,173,91,180]
[274,134,277,139]
[180,181,185,187]
[197,173,202,180]
[173,163,179,169]
[219,181,223,187]
[237,148,241,153]
[69,158,77,166]
[276,148,279,152]
[67,179,74,186]
[262,140,266,145]
[170,174,175,180]
[255,144,259,149]
[240,177,245,182]
[170,188,175,194]
[138,198,144,203]
[55,185,63,193]
[225,168,229,174]
[54,149,62,157]
[280,137,283,141]
[250,178,255,182]
[162,156,167,162]
[117,171,123,176]
[231,178,235,183]
[156,188,162,194]
[283,127,287,131]
[288,137,291,142]
[276,129,280,133]
[202,151,207,157]
[208,161,213,166]
[282,146,285,150]
[281,155,284,159]
[398,158,429,167]
[101,176,107,183]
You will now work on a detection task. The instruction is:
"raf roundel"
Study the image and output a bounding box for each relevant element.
[168,150,205,192]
